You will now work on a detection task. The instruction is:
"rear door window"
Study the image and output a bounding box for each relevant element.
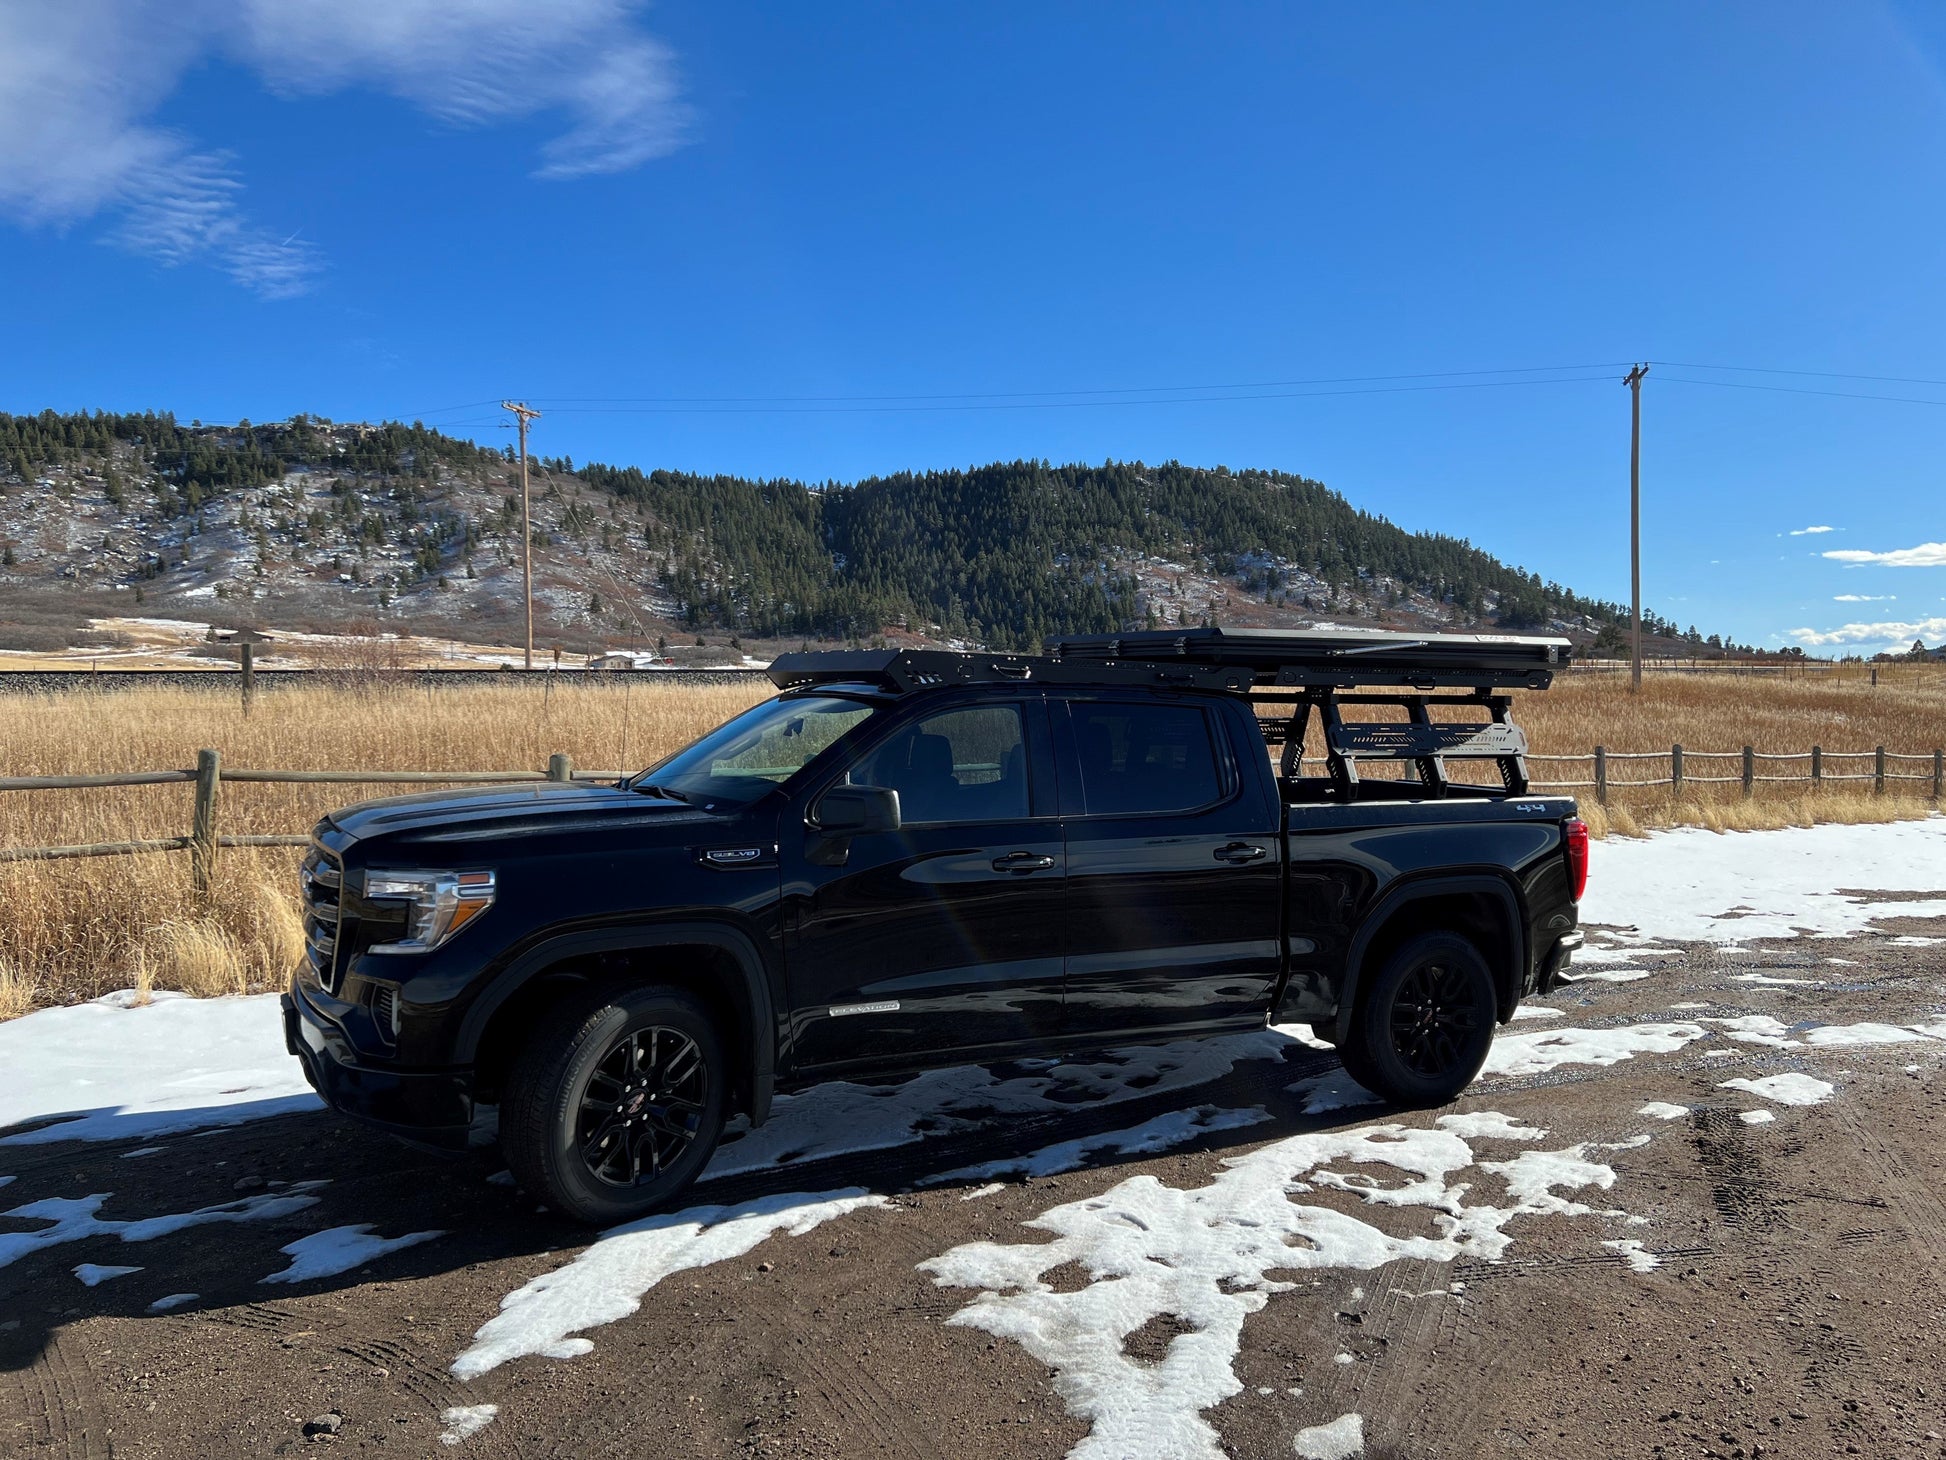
[1070,701,1225,816]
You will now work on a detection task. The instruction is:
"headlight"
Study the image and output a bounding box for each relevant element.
[363,869,496,954]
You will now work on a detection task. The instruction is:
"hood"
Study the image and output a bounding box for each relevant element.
[324,781,717,849]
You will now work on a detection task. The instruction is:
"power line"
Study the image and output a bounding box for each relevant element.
[1656,361,1946,389]
[529,374,1621,417]
[1653,374,1946,408]
[527,362,1635,407]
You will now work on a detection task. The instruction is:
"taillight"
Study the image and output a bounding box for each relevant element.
[1564,817,1589,901]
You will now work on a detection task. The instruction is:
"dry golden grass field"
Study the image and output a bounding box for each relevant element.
[0,668,1939,1016]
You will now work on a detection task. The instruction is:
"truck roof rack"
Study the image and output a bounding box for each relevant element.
[1042,626,1569,689]
[768,626,1567,695]
[766,627,1571,804]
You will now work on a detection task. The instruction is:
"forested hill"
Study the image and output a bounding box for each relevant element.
[0,409,1709,652]
[579,458,1626,647]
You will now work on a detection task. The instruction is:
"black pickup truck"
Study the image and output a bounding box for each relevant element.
[284,627,1588,1224]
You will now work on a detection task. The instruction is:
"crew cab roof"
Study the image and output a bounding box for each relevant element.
[768,625,1571,695]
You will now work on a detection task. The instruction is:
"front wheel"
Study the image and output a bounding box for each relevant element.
[502,984,728,1225]
[1339,932,1497,1107]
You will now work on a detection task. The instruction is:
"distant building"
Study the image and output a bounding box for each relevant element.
[588,652,673,670]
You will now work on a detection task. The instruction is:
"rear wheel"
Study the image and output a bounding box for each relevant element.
[1338,932,1496,1107]
[502,984,727,1225]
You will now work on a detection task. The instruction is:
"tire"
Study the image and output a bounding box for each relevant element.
[502,983,728,1226]
[1338,932,1497,1108]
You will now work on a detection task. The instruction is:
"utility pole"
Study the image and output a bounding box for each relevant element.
[1623,364,1649,694]
[502,401,542,670]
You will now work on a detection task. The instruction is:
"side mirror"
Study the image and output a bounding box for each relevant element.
[813,783,901,836]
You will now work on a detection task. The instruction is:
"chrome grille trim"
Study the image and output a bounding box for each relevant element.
[300,842,346,994]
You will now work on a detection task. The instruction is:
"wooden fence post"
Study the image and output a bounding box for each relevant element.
[1875,745,1886,796]
[190,748,221,898]
[547,753,574,782]
[1934,749,1942,802]
[240,642,255,718]
[1594,746,1608,806]
[1671,744,1683,799]
[1812,745,1822,788]
[1742,745,1754,799]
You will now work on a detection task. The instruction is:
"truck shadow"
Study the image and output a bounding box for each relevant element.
[0,1032,1367,1374]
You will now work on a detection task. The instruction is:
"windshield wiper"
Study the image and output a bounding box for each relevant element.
[630,781,692,804]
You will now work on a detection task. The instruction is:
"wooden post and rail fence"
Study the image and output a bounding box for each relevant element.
[0,742,1940,893]
[1528,745,1946,805]
[0,752,619,895]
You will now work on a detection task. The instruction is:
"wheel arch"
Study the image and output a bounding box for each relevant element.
[1331,873,1526,1044]
[460,921,777,1126]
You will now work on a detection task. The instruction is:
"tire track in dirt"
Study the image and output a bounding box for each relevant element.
[1828,1099,1946,1271]
[536,1332,710,1460]
[15,1332,112,1460]
[1316,1255,1470,1457]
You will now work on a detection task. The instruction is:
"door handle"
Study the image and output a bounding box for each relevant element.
[992,851,1056,873]
[1214,842,1268,864]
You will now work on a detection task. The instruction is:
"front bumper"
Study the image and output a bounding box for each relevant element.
[283,982,475,1149]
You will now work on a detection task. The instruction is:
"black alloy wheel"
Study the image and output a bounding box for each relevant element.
[1388,957,1483,1079]
[502,984,728,1225]
[576,1026,708,1187]
[1340,931,1497,1107]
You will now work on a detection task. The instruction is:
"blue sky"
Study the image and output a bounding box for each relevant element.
[4,2,1945,654]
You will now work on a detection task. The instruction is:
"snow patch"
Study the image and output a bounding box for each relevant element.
[439,1405,499,1445]
[262,1224,445,1284]
[1433,1112,1547,1142]
[1582,820,1946,943]
[1573,970,1651,984]
[1294,1412,1365,1458]
[1636,1102,1689,1121]
[1720,1073,1834,1107]
[1287,1068,1381,1114]
[0,993,318,1144]
[1732,973,1818,987]
[1572,946,1680,964]
[1482,1022,1707,1079]
[73,1262,142,1286]
[0,1186,325,1271]
[1510,1006,1563,1020]
[1739,1110,1776,1126]
[1601,1239,1660,1273]
[920,1118,1646,1460]
[961,1183,1007,1202]
[452,1190,883,1380]
[148,1292,198,1312]
[922,1106,1270,1185]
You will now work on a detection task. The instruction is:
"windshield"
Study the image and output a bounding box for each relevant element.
[633,694,879,807]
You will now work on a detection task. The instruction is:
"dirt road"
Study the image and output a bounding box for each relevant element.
[3,917,1944,1458]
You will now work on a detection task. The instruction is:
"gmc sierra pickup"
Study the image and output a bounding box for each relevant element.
[284,627,1588,1224]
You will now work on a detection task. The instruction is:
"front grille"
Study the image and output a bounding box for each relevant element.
[300,845,344,994]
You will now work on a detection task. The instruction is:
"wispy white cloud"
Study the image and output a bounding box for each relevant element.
[1833,594,1895,602]
[1787,615,1946,647]
[0,0,687,298]
[1788,524,1836,536]
[1824,541,1946,568]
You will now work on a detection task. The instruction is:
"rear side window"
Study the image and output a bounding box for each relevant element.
[1071,702,1223,816]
